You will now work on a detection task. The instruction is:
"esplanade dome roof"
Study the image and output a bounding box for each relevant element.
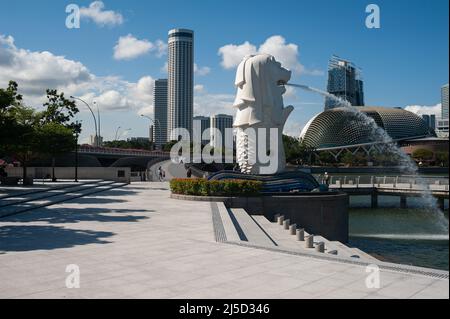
[299,106,435,150]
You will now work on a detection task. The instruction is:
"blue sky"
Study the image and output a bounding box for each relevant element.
[0,0,448,142]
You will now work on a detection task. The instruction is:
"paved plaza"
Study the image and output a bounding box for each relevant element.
[0,182,448,299]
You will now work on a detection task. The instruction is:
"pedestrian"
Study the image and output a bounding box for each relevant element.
[186,167,192,178]
[0,166,7,178]
[324,172,330,186]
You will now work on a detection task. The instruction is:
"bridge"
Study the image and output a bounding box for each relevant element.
[78,145,169,158]
[319,175,449,209]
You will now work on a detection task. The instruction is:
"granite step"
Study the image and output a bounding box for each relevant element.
[228,208,277,247]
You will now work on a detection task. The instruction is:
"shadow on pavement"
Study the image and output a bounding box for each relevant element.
[0,225,114,252]
[1,207,153,224]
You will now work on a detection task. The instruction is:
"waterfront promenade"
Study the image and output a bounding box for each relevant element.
[0,181,447,299]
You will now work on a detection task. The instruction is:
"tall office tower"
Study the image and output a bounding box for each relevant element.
[422,114,436,130]
[193,116,211,144]
[442,84,449,120]
[325,55,365,110]
[153,79,168,149]
[168,29,194,140]
[210,114,233,149]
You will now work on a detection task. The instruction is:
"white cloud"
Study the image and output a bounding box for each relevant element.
[218,35,323,76]
[405,104,442,117]
[218,41,257,69]
[283,120,304,137]
[113,34,153,60]
[194,84,205,93]
[155,40,167,58]
[80,1,124,27]
[0,34,154,114]
[194,64,211,76]
[194,86,235,117]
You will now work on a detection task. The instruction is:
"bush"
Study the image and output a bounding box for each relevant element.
[170,178,262,197]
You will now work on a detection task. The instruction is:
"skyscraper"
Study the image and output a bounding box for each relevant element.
[168,29,194,140]
[193,116,211,144]
[325,55,364,110]
[153,79,168,149]
[210,114,233,149]
[442,84,449,120]
[422,114,436,130]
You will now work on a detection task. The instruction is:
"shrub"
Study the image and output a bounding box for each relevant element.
[170,178,262,197]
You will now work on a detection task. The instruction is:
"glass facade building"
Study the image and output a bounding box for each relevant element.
[153,79,168,148]
[325,56,365,110]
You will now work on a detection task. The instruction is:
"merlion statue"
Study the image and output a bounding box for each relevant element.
[233,54,293,175]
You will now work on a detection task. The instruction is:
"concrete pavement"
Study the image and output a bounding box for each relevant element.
[0,182,448,299]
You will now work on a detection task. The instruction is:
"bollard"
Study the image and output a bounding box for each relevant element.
[283,219,290,230]
[305,235,314,248]
[296,229,305,241]
[316,242,325,253]
[274,214,280,223]
[289,224,297,235]
[277,215,284,225]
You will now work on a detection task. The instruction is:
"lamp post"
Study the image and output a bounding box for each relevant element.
[70,96,99,147]
[93,101,101,146]
[114,126,122,141]
[74,120,80,183]
[141,114,161,149]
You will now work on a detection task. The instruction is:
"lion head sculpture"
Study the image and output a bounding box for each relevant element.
[233,54,293,128]
[233,54,294,175]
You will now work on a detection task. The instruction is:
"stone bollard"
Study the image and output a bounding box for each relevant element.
[316,242,325,253]
[283,219,290,230]
[296,229,305,241]
[274,214,280,222]
[277,215,284,225]
[289,224,297,235]
[305,235,314,248]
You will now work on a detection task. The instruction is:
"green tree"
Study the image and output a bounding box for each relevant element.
[283,135,315,165]
[2,105,42,183]
[341,152,354,166]
[37,123,77,181]
[435,152,449,167]
[412,148,434,161]
[318,151,335,165]
[41,89,80,181]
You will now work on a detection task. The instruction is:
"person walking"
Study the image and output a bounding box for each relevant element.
[324,172,330,186]
[186,167,192,178]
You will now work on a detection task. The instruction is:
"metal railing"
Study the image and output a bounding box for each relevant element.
[79,145,169,157]
[316,175,450,192]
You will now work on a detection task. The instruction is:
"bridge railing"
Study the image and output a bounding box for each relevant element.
[317,175,449,191]
[78,145,169,157]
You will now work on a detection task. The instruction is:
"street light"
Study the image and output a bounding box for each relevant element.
[141,114,162,149]
[114,126,122,141]
[74,120,80,183]
[93,101,101,146]
[70,96,99,147]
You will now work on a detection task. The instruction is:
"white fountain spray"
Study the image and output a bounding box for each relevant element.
[287,83,449,232]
